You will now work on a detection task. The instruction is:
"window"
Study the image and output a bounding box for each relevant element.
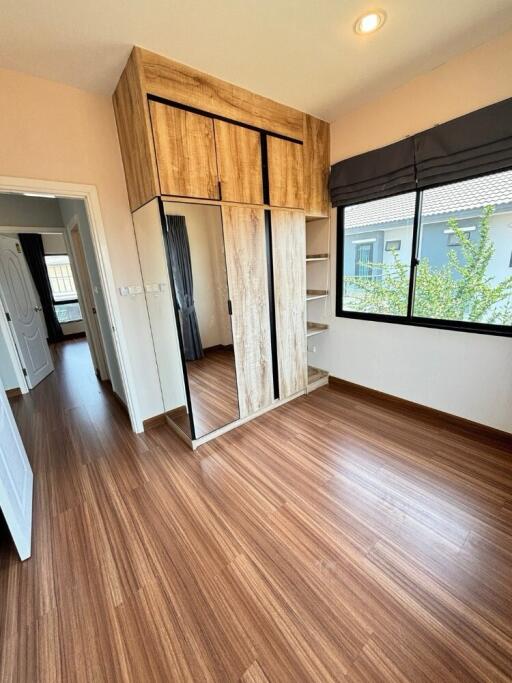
[354,242,373,278]
[337,168,512,335]
[341,192,416,317]
[44,254,82,323]
[385,240,401,252]
[446,227,475,247]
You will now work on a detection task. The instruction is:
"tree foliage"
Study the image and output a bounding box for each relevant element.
[345,205,512,324]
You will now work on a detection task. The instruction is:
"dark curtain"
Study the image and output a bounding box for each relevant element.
[166,215,203,361]
[330,96,512,206]
[329,137,416,207]
[415,96,512,189]
[18,233,63,343]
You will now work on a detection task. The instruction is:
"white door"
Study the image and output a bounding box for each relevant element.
[0,235,54,388]
[0,383,33,560]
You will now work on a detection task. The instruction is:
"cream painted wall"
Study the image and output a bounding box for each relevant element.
[0,195,63,228]
[320,29,512,434]
[0,66,161,423]
[41,232,66,254]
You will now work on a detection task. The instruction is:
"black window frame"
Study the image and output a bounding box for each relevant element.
[336,172,512,338]
[44,253,83,322]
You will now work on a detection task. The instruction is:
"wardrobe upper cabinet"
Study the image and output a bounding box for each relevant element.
[215,121,263,204]
[149,101,220,200]
[267,136,304,209]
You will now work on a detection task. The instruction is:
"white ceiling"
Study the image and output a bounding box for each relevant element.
[1,0,512,121]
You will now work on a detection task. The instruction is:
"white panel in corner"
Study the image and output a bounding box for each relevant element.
[132,199,187,414]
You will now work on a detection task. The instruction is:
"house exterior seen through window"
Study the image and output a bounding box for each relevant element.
[339,169,512,330]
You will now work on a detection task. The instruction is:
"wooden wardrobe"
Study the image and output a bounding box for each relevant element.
[113,47,330,447]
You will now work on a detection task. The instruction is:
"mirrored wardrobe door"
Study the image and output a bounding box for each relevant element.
[163,201,240,439]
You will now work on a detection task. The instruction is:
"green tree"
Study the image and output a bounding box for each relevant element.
[345,205,512,324]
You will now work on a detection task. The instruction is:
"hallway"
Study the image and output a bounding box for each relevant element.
[1,340,512,681]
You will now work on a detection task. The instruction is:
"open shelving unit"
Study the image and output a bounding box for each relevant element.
[305,214,331,392]
[306,289,328,301]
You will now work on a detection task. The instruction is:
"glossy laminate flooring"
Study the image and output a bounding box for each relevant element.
[1,339,512,682]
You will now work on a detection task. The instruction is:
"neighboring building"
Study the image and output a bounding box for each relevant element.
[343,171,512,287]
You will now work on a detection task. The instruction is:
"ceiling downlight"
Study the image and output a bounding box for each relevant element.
[354,10,387,35]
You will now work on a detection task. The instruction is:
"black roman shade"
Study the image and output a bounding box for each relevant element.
[329,137,416,207]
[415,97,512,188]
[330,97,512,207]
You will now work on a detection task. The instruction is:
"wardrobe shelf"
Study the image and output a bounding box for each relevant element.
[306,289,328,301]
[307,322,329,337]
[307,365,329,384]
[306,253,329,262]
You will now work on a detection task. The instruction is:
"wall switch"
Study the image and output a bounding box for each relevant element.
[128,285,142,295]
[119,286,129,296]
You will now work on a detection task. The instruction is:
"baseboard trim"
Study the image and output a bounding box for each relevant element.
[328,375,512,447]
[202,343,234,353]
[5,387,22,399]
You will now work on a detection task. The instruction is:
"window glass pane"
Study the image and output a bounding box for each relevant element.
[413,169,512,326]
[342,192,416,316]
[54,301,82,323]
[44,254,78,301]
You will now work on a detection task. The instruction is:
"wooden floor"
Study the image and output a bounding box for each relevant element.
[1,339,512,681]
[186,346,239,438]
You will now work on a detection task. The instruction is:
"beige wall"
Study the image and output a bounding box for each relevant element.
[331,29,512,162]
[0,66,160,424]
[320,29,512,433]
[42,232,66,254]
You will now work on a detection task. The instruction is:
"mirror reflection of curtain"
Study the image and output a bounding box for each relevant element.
[167,215,203,361]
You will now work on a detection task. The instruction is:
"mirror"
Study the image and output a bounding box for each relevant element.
[163,202,240,439]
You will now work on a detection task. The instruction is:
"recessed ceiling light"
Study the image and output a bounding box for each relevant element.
[354,10,386,35]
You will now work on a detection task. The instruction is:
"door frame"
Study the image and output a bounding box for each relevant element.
[64,219,110,381]
[0,176,142,432]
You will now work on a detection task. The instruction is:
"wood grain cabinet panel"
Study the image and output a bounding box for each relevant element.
[214,121,263,204]
[113,50,160,211]
[149,101,220,200]
[271,210,307,398]
[139,47,304,141]
[303,114,330,217]
[222,206,273,417]
[267,136,304,209]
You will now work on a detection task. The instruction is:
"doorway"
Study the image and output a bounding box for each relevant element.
[0,177,140,561]
[0,193,123,403]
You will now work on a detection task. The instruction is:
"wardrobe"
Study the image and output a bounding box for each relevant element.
[113,47,330,447]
